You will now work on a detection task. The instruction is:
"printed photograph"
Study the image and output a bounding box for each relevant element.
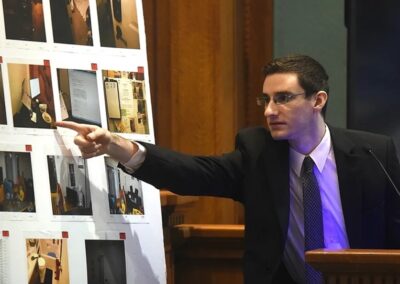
[103,69,149,134]
[47,155,92,215]
[105,157,144,215]
[0,151,35,213]
[96,0,140,49]
[0,68,6,125]
[8,63,55,129]
[85,239,126,284]
[2,0,46,42]
[26,238,69,284]
[49,0,93,46]
[57,68,101,126]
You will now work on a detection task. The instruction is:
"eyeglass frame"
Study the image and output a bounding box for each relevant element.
[256,92,310,107]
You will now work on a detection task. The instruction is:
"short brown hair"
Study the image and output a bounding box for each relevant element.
[263,54,329,115]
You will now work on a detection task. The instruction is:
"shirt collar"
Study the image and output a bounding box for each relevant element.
[290,125,332,177]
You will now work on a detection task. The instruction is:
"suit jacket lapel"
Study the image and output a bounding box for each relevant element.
[330,127,364,247]
[264,138,290,240]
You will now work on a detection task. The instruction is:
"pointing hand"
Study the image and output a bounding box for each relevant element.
[55,121,112,159]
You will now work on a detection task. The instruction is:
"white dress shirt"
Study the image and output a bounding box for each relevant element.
[283,125,350,283]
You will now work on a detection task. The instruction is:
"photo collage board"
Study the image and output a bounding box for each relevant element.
[0,0,166,283]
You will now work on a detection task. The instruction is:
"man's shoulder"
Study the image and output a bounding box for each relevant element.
[330,126,391,142]
[235,126,287,151]
[330,126,392,152]
[237,126,268,137]
[236,126,271,144]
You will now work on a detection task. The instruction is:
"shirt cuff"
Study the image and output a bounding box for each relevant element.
[121,142,147,173]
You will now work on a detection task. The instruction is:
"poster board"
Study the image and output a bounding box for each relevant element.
[0,0,166,283]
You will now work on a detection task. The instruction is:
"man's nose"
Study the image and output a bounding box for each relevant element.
[264,101,278,117]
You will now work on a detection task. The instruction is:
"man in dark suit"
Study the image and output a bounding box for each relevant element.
[57,55,400,284]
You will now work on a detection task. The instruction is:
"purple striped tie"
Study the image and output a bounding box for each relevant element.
[301,156,324,284]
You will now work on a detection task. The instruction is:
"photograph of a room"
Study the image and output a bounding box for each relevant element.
[49,0,93,46]
[57,68,101,127]
[0,151,35,212]
[85,239,126,284]
[103,69,149,134]
[96,0,140,49]
[8,63,55,129]
[2,0,46,42]
[105,157,144,215]
[0,68,7,125]
[47,155,92,215]
[26,238,69,284]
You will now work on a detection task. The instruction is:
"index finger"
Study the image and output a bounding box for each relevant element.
[55,121,97,135]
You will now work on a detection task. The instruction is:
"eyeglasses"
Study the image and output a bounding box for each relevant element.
[256,92,306,107]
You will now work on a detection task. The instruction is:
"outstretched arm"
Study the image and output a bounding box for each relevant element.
[55,121,137,163]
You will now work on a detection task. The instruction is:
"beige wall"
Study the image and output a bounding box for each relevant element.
[8,64,30,115]
[110,0,140,48]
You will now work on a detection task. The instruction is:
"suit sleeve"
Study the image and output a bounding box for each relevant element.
[122,140,246,202]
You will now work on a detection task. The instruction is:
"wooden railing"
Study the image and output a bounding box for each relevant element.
[306,249,400,283]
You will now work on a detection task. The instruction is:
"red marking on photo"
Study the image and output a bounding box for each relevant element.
[44,60,50,67]
[119,232,126,240]
[2,231,9,237]
[91,63,98,71]
[25,145,32,152]
[62,231,69,238]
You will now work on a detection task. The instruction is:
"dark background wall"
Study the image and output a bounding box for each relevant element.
[274,0,347,128]
[347,0,400,158]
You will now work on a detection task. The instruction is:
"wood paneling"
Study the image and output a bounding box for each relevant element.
[144,0,273,225]
[143,0,273,281]
[173,224,244,284]
[241,0,274,128]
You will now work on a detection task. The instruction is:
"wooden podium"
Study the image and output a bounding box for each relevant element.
[306,249,400,283]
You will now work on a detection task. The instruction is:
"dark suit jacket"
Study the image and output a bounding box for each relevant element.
[129,126,400,283]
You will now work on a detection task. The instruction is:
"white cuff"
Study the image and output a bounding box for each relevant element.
[122,142,147,173]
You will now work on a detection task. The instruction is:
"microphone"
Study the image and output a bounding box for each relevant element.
[363,145,400,198]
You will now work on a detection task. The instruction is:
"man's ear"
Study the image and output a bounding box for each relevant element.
[313,91,328,112]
